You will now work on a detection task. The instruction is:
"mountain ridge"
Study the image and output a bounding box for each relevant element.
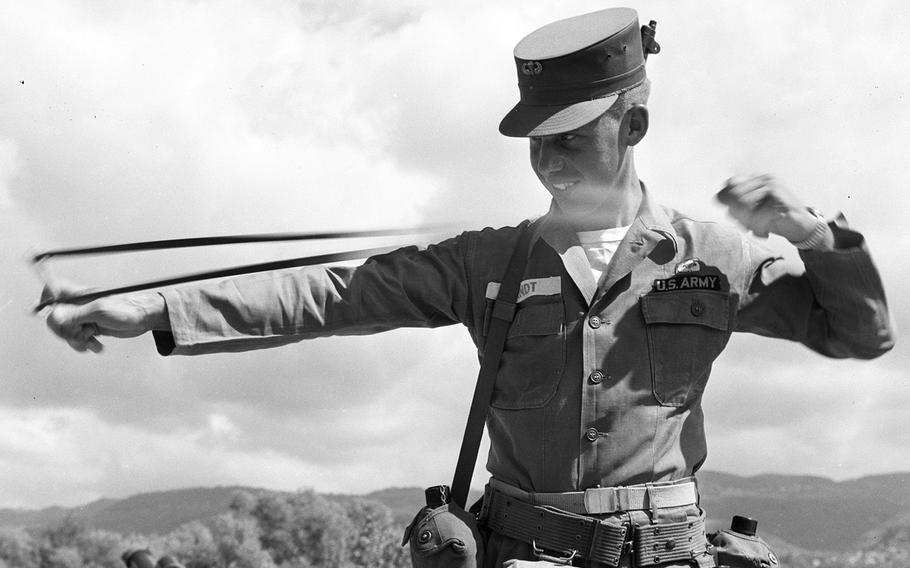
[1,471,907,554]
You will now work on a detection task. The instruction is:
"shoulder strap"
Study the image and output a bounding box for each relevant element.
[450,221,534,508]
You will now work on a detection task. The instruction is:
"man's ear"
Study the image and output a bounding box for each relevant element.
[623,104,649,146]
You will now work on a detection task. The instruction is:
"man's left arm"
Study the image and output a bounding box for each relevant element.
[717,174,896,359]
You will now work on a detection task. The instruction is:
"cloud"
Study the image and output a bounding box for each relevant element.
[0,404,347,508]
[0,327,484,508]
[2,0,445,245]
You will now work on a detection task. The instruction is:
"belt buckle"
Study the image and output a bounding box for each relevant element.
[612,486,624,511]
[531,539,577,565]
[583,485,621,514]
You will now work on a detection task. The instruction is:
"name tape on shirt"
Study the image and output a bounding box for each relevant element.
[651,274,721,293]
[485,276,561,303]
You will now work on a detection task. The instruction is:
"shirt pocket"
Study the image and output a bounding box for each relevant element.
[483,298,566,410]
[640,290,734,407]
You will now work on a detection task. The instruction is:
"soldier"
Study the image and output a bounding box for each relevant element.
[43,7,894,568]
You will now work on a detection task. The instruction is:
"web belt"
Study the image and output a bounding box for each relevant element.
[488,477,698,515]
[483,488,627,567]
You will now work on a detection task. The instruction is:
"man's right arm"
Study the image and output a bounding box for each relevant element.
[44,231,476,355]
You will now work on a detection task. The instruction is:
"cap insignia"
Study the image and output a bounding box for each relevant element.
[521,61,543,76]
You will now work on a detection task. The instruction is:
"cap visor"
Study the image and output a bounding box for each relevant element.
[498,95,618,137]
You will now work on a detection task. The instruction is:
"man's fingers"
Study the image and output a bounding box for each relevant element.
[726,204,773,238]
[63,330,104,354]
[716,174,788,238]
[716,175,752,204]
[76,322,100,342]
[85,337,104,353]
[64,337,103,353]
[65,336,89,352]
[736,189,772,210]
[38,277,100,313]
[79,324,106,353]
[39,273,80,299]
[63,329,104,354]
[45,306,74,338]
[46,305,106,353]
[718,175,773,207]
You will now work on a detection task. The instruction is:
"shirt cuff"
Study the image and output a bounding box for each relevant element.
[153,330,176,355]
[790,208,835,251]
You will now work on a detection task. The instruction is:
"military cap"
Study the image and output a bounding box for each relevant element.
[499,7,659,137]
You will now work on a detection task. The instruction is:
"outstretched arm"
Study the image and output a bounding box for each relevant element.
[40,231,477,356]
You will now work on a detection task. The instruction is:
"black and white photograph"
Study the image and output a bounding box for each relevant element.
[0,1,907,566]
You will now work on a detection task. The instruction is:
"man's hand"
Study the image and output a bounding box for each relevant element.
[715,174,817,241]
[41,284,169,353]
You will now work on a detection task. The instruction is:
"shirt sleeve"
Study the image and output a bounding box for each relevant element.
[734,216,895,359]
[153,233,474,355]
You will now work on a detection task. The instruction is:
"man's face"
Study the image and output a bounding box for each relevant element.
[529,111,626,223]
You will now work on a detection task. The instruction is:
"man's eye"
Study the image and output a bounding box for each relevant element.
[560,133,578,142]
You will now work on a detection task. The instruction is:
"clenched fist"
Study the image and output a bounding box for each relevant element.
[41,284,169,353]
[715,174,819,242]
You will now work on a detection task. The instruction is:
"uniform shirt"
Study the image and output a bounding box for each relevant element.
[154,188,894,492]
[577,226,630,282]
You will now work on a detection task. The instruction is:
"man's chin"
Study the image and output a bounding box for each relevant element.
[551,204,601,228]
[554,199,597,216]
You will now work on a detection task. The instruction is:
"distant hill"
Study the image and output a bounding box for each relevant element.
[0,486,253,536]
[698,471,910,552]
[1,471,908,555]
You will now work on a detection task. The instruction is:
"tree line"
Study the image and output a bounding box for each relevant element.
[0,488,906,567]
[0,489,409,567]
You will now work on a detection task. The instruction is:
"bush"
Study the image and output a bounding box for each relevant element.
[0,490,411,567]
[0,527,39,568]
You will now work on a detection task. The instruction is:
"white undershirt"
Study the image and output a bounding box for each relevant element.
[576,226,631,283]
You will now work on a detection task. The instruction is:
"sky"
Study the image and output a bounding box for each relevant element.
[1,0,908,510]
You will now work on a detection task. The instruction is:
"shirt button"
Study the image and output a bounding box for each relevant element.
[589,370,605,384]
[589,315,603,329]
[690,301,705,317]
[585,428,599,442]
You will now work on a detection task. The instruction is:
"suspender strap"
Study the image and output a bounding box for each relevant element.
[450,221,533,508]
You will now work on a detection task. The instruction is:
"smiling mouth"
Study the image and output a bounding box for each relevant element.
[551,181,577,192]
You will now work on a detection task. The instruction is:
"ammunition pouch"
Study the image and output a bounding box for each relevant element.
[481,484,715,567]
[634,515,714,568]
[402,502,484,568]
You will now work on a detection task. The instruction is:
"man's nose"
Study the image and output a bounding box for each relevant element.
[536,140,565,175]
